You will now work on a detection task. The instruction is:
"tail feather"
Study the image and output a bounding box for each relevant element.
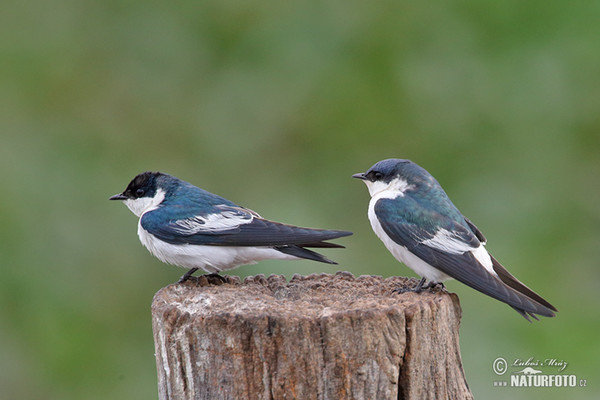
[274,245,337,264]
[433,250,556,320]
[490,255,558,315]
[511,306,541,323]
[299,241,346,249]
[477,272,556,320]
[474,272,556,320]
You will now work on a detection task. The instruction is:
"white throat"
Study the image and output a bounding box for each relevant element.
[124,189,166,217]
[363,177,413,198]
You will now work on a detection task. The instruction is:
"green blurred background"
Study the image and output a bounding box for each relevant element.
[1,1,598,399]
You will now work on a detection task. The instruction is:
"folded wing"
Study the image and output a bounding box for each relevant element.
[374,197,556,320]
[142,204,352,249]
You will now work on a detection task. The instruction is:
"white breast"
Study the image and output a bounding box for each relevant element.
[367,198,451,282]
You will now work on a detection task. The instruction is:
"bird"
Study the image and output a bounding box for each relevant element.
[110,171,352,283]
[353,159,557,321]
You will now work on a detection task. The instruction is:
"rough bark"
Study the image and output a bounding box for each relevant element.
[151,272,473,400]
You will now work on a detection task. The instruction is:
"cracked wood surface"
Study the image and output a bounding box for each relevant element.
[152,272,473,400]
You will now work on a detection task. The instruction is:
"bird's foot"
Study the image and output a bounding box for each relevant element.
[392,286,423,294]
[392,277,444,294]
[177,269,229,285]
[203,273,228,285]
[421,281,445,291]
[177,268,200,284]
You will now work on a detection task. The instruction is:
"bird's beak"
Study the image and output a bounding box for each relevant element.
[352,173,367,180]
[109,193,128,201]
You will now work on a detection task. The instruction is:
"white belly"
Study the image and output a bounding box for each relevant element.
[137,224,297,273]
[368,199,451,282]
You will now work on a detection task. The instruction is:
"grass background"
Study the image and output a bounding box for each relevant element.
[1,1,598,399]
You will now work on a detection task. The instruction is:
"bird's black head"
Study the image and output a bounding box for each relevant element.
[110,171,163,201]
[109,171,174,217]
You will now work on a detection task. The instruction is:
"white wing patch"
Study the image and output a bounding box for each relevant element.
[421,228,474,254]
[423,228,496,277]
[170,207,254,234]
[471,244,496,277]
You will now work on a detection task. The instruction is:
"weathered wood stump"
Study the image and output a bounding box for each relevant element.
[151,272,473,400]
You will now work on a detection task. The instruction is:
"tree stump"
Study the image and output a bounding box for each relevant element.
[151,272,473,400]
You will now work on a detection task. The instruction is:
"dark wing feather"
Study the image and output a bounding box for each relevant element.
[458,216,556,315]
[374,198,556,319]
[141,204,352,247]
[490,255,557,312]
[464,216,486,244]
[275,245,338,264]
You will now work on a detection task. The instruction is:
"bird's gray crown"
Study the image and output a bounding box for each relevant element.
[360,158,440,191]
[363,159,411,182]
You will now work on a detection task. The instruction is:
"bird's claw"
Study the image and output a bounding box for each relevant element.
[177,267,200,284]
[392,286,417,294]
[204,273,228,284]
[392,278,444,294]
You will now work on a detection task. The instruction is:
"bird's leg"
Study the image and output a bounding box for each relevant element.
[177,267,199,283]
[177,269,228,285]
[414,276,427,292]
[421,281,445,291]
[392,277,445,294]
[204,273,228,284]
[393,277,428,294]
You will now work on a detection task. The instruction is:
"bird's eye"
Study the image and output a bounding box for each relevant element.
[135,188,145,197]
[367,171,383,181]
